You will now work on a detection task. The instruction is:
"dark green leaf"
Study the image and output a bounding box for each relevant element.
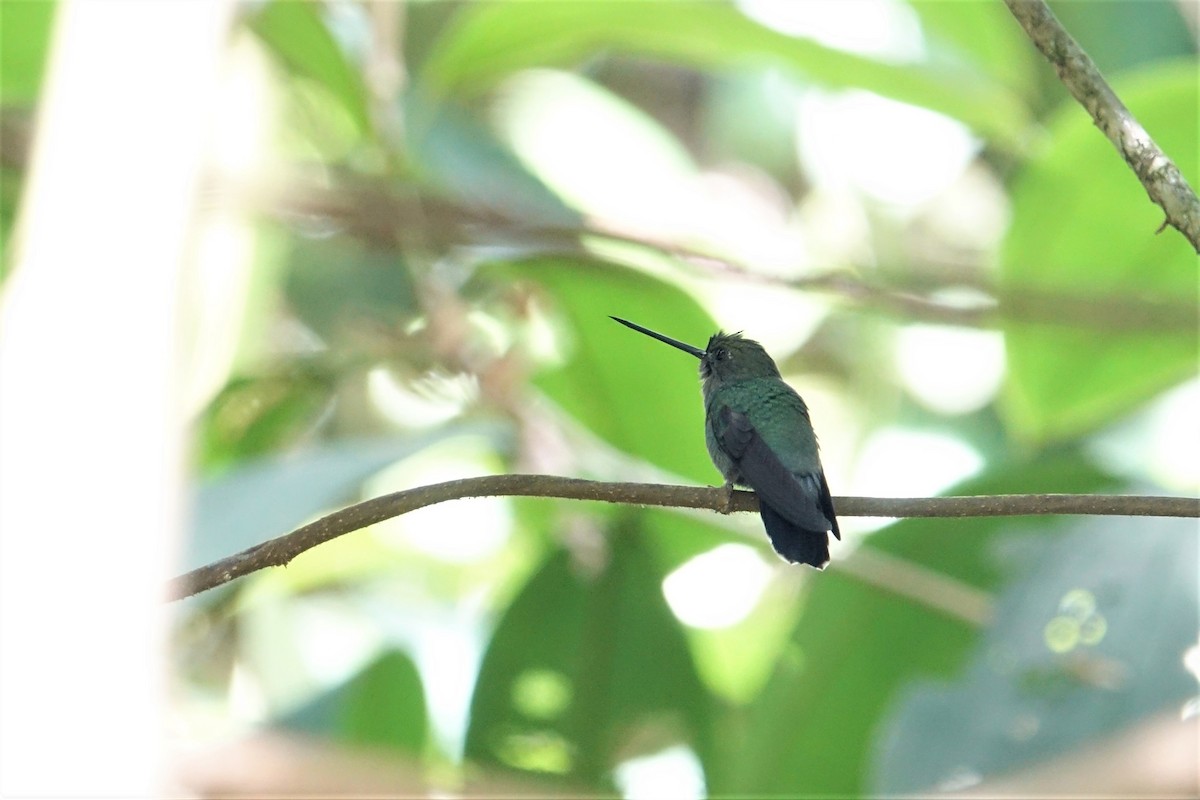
[494,255,719,485]
[280,648,429,753]
[340,649,429,751]
[403,90,578,225]
[283,233,418,342]
[874,514,1198,792]
[465,521,712,787]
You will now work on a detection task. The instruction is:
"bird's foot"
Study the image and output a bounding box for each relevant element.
[717,481,736,514]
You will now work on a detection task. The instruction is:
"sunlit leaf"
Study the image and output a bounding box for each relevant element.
[422,1,1029,148]
[909,0,1037,96]
[246,0,371,136]
[197,367,336,472]
[1,1,56,104]
[1001,61,1199,443]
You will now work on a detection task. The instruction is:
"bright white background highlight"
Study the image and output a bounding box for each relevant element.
[853,427,985,500]
[663,544,774,629]
[895,324,1006,415]
[0,1,233,795]
[615,745,707,800]
[796,90,979,208]
[739,0,924,61]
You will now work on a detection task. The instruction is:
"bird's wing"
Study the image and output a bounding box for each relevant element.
[713,405,834,533]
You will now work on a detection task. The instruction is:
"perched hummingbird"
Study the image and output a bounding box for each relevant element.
[611,316,840,568]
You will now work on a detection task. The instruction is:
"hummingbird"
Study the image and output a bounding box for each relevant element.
[611,316,840,568]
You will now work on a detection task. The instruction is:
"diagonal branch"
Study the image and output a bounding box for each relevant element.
[167,474,1200,601]
[1003,0,1200,250]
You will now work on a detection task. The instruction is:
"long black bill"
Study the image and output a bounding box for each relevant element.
[610,316,705,359]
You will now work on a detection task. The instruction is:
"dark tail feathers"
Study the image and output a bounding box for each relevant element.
[759,502,832,569]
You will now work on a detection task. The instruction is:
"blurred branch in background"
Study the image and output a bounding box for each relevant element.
[1003,0,1200,250]
[2,118,1192,332]
[212,172,1197,332]
[167,475,1200,600]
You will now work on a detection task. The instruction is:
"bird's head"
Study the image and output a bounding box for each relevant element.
[610,317,781,389]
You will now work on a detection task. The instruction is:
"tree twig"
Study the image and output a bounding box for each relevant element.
[1003,0,1200,251]
[167,474,1200,600]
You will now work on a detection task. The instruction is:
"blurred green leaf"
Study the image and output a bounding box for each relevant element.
[465,522,712,787]
[340,649,429,751]
[910,0,1038,97]
[494,255,719,484]
[187,424,509,571]
[403,89,578,225]
[281,648,429,753]
[1,1,56,104]
[874,514,1198,792]
[1049,0,1195,77]
[284,233,418,342]
[713,454,1114,796]
[421,0,1029,148]
[198,367,336,472]
[0,167,21,280]
[246,0,371,136]
[704,70,801,182]
[1001,61,1199,444]
[640,507,744,572]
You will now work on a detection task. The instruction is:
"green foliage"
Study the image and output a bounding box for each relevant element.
[465,526,712,787]
[283,233,419,342]
[245,1,372,138]
[283,649,430,753]
[719,454,1115,795]
[402,89,578,223]
[56,0,1188,795]
[0,1,56,274]
[1001,62,1199,444]
[875,514,1198,792]
[495,255,719,484]
[1,1,56,104]
[421,0,1029,148]
[198,367,336,472]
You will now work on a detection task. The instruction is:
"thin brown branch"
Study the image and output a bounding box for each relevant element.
[167,474,1200,601]
[1003,0,1200,251]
